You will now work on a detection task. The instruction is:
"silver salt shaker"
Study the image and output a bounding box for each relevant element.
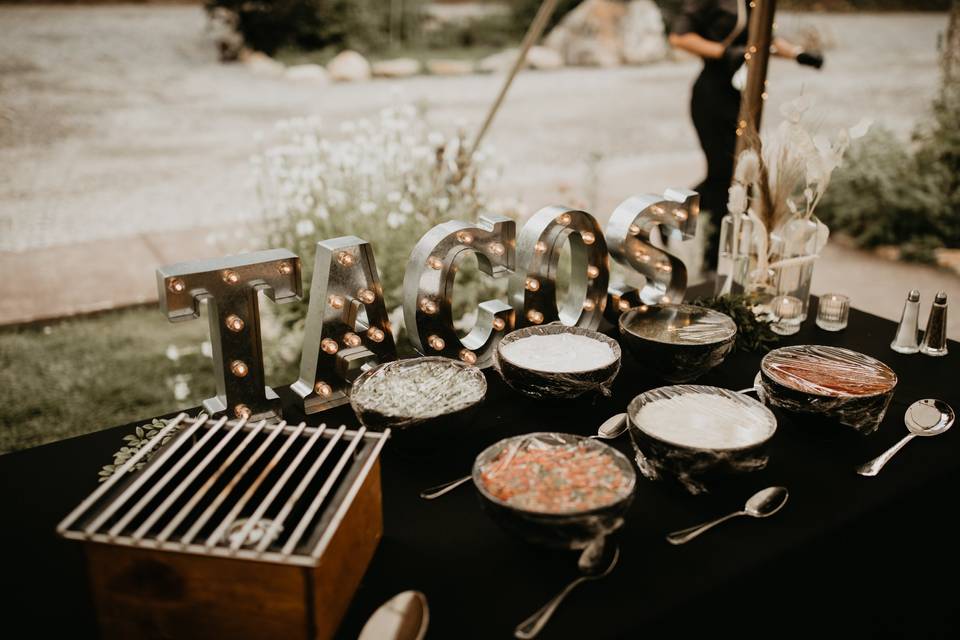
[920,291,948,357]
[891,289,921,354]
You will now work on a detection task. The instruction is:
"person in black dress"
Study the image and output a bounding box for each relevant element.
[668,0,823,267]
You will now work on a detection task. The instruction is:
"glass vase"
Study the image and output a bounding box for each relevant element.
[766,218,821,335]
[714,213,757,297]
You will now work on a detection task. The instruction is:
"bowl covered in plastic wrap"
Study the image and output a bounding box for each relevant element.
[471,432,636,549]
[349,357,487,447]
[627,385,777,494]
[618,303,737,383]
[756,345,897,435]
[494,324,621,399]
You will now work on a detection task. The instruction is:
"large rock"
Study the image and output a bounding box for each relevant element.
[544,0,666,67]
[327,50,372,82]
[478,48,522,74]
[425,58,474,76]
[527,46,564,70]
[371,57,421,78]
[285,64,330,84]
[242,50,285,77]
[621,0,668,64]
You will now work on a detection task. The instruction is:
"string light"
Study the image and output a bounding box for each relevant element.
[367,327,385,342]
[225,314,245,332]
[459,349,477,365]
[343,332,362,348]
[336,251,355,267]
[357,288,376,304]
[525,277,540,292]
[167,278,185,294]
[420,298,438,315]
[321,338,339,355]
[581,231,595,245]
[427,256,444,270]
[492,317,506,331]
[222,270,239,285]
[526,309,544,324]
[230,360,249,377]
[587,265,600,279]
[427,335,445,351]
[314,381,332,396]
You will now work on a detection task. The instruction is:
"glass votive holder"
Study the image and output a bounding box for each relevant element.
[816,293,850,331]
[771,294,804,336]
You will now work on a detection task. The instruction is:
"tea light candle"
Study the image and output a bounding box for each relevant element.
[771,295,803,336]
[816,293,850,332]
[499,333,616,373]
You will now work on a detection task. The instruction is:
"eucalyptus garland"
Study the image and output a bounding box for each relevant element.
[692,293,780,353]
[98,417,183,482]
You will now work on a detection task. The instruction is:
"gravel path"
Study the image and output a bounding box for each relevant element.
[1,6,957,335]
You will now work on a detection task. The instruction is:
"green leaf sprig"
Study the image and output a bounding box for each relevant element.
[98,418,182,482]
[692,293,780,353]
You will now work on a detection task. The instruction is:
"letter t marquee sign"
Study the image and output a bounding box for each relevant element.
[157,249,302,421]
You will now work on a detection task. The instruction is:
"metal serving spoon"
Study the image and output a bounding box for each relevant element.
[358,591,429,640]
[857,399,954,477]
[514,543,620,639]
[665,486,789,545]
[590,413,627,440]
[419,414,629,500]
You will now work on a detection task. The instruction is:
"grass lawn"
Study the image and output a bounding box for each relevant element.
[0,307,220,454]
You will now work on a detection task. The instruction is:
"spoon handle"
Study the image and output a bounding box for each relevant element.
[666,511,745,545]
[419,475,471,500]
[857,433,916,477]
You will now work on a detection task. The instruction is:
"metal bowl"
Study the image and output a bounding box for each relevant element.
[618,303,737,383]
[472,432,636,549]
[627,385,777,495]
[349,357,486,447]
[757,345,897,435]
[494,324,621,399]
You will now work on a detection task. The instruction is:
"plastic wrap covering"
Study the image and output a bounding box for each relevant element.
[471,433,636,549]
[758,345,897,435]
[349,357,486,431]
[627,385,776,495]
[618,304,737,383]
[494,324,621,399]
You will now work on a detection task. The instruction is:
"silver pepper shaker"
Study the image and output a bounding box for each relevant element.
[920,291,948,357]
[891,289,921,354]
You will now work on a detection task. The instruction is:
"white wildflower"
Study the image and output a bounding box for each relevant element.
[734,150,760,185]
[360,201,377,215]
[849,118,872,139]
[727,183,748,215]
[387,212,405,229]
[387,191,402,203]
[296,219,316,237]
[428,131,444,147]
[399,200,415,215]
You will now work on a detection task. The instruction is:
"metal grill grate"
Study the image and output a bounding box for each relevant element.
[58,414,388,567]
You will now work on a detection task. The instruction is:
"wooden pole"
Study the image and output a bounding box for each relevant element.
[734,0,777,156]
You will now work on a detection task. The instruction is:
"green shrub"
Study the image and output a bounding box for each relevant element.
[817,84,960,260]
[206,0,425,56]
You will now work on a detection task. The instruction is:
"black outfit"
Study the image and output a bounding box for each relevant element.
[671,0,749,267]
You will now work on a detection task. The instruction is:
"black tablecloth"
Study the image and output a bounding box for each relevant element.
[3,304,960,639]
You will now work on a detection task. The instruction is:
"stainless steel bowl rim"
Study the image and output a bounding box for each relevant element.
[618,303,737,346]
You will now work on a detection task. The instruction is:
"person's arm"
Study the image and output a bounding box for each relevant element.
[771,36,801,60]
[668,31,725,60]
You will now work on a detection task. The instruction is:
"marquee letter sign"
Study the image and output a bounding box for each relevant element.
[605,188,699,305]
[510,206,609,330]
[291,237,398,414]
[156,250,302,421]
[403,215,516,368]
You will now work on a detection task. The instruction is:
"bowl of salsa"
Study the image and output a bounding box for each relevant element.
[471,432,636,549]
